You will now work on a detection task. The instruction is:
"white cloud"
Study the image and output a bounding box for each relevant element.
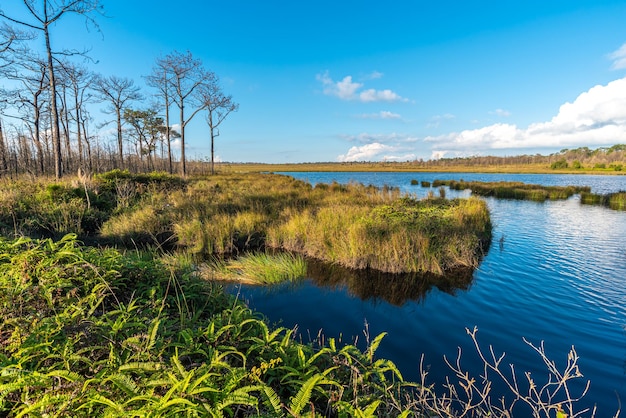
[357,111,402,120]
[337,143,398,162]
[359,88,405,102]
[382,153,416,162]
[425,77,626,153]
[609,43,626,70]
[337,133,419,161]
[317,71,407,103]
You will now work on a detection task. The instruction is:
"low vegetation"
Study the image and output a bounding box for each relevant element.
[431,179,590,202]
[581,191,626,211]
[0,234,611,417]
[0,234,415,416]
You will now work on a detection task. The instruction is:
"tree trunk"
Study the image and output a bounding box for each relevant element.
[210,126,215,175]
[164,76,172,174]
[180,104,186,177]
[75,92,84,168]
[61,85,72,172]
[116,107,123,168]
[44,24,62,179]
[0,119,8,175]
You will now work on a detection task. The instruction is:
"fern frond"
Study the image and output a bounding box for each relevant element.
[108,373,140,397]
[216,386,259,412]
[365,332,387,362]
[258,384,282,414]
[289,374,323,415]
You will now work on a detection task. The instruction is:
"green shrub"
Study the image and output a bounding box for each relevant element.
[551,158,569,169]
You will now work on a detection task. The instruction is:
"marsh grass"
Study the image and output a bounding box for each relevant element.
[202,251,307,284]
[581,191,626,211]
[433,179,590,202]
[269,196,491,274]
[95,172,491,275]
[0,202,612,415]
[0,171,491,275]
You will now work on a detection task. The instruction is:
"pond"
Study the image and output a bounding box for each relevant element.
[226,172,626,415]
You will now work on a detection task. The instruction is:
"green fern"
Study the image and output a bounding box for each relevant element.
[288,373,339,416]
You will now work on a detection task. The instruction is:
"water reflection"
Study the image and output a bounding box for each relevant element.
[305,258,475,306]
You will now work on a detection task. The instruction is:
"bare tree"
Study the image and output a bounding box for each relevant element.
[146,58,174,173]
[58,61,94,171]
[197,76,238,175]
[159,50,215,177]
[93,75,142,168]
[0,0,104,179]
[0,23,33,68]
[1,52,49,174]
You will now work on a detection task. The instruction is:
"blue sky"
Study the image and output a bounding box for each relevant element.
[3,0,626,163]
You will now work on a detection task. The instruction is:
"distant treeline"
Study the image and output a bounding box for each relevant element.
[412,144,626,171]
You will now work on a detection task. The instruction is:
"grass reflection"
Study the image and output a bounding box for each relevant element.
[305,258,475,306]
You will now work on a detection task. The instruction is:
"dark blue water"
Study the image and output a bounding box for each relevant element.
[227,172,626,415]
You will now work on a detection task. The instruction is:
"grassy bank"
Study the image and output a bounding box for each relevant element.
[268,195,491,274]
[0,171,490,276]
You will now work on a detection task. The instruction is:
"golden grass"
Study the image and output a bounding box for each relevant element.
[48,171,493,275]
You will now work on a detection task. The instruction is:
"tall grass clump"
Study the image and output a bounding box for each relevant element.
[580,191,626,211]
[203,251,307,284]
[608,192,626,210]
[269,196,491,274]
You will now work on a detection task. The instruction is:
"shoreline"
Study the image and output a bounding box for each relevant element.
[215,162,626,175]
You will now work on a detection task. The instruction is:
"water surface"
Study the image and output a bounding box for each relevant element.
[227,172,626,414]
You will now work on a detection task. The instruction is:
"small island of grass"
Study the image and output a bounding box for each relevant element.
[431,179,590,202]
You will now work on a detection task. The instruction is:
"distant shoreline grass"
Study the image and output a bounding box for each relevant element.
[215,161,626,175]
